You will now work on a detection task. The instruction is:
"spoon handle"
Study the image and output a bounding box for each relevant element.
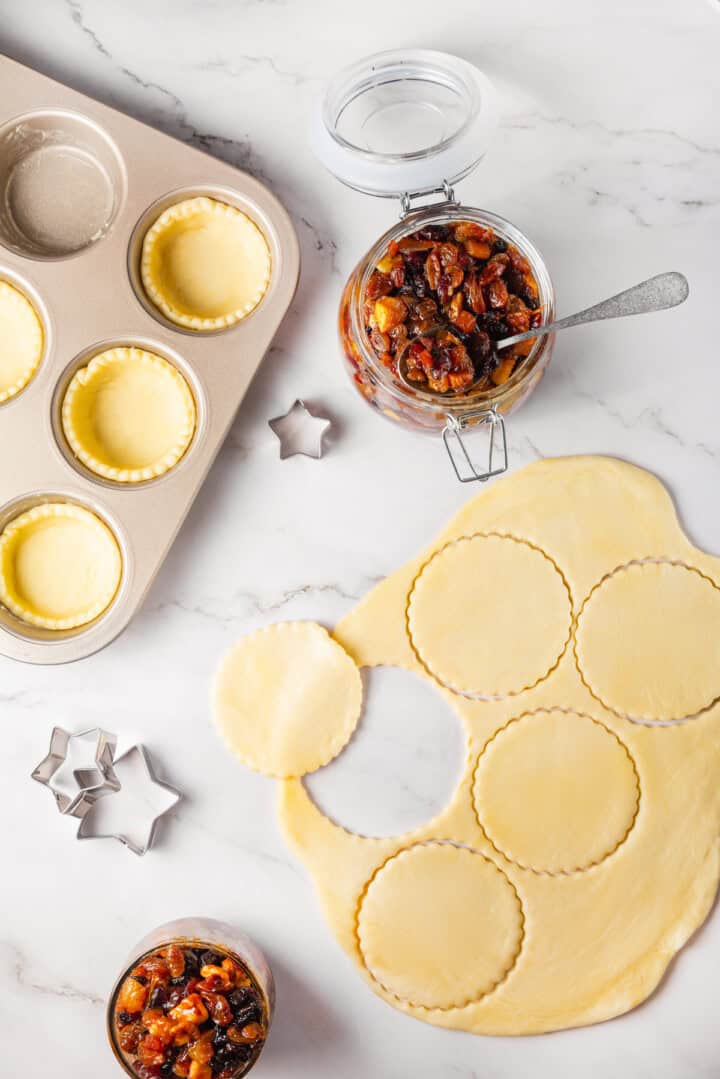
[496,271,689,351]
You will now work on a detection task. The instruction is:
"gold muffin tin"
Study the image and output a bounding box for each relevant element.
[0,54,300,663]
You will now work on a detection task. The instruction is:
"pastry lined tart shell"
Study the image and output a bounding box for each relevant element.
[0,280,44,403]
[140,196,271,331]
[0,503,122,630]
[61,347,196,483]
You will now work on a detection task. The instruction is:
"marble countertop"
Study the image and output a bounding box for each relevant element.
[2,1,719,1076]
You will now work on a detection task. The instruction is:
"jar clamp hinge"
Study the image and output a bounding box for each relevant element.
[442,408,508,483]
[399,180,457,218]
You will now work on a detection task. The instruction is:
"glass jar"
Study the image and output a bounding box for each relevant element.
[313,49,556,482]
[107,917,274,1078]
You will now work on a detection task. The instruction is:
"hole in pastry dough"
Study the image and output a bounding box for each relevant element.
[575,560,720,722]
[472,709,640,874]
[0,503,122,630]
[356,842,524,1010]
[305,666,465,837]
[0,280,44,403]
[140,196,271,331]
[406,533,573,698]
[61,347,196,483]
[213,622,363,778]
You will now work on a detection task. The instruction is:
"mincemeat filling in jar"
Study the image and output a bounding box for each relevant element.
[363,221,543,395]
[112,942,267,1079]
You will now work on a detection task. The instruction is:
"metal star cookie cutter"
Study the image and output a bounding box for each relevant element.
[31,726,120,817]
[269,399,331,459]
[76,743,181,856]
[32,728,181,855]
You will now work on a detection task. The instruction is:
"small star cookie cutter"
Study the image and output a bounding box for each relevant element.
[31,726,120,817]
[31,727,181,855]
[269,399,331,459]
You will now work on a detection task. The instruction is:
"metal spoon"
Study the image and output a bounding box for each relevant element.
[397,271,689,393]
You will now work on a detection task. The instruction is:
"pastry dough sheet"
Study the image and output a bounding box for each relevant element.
[275,457,720,1034]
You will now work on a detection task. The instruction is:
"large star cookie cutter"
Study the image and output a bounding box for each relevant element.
[32,727,180,855]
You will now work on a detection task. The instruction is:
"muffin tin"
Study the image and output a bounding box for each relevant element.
[0,54,300,663]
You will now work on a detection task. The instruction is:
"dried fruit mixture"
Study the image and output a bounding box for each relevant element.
[113,943,267,1079]
[363,221,543,394]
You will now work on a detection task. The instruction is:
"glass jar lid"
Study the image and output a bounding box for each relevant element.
[311,49,497,198]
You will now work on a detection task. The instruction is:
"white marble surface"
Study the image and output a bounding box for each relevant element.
[1,1,719,1075]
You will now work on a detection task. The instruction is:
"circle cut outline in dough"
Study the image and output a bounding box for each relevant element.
[0,280,44,404]
[574,559,720,724]
[355,841,525,1011]
[61,346,197,483]
[471,708,641,876]
[0,502,123,630]
[140,196,272,331]
[213,621,363,779]
[406,532,574,699]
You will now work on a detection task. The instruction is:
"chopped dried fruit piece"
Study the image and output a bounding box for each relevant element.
[463,240,491,260]
[165,945,186,980]
[373,296,407,333]
[454,309,477,335]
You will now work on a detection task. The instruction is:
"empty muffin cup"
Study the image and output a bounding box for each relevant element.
[140,196,271,331]
[0,109,125,258]
[0,502,122,630]
[0,279,44,403]
[61,346,197,484]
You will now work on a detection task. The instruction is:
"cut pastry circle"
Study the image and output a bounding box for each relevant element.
[0,280,44,403]
[140,196,271,331]
[213,622,363,778]
[61,347,196,483]
[575,560,720,722]
[0,503,122,630]
[356,842,524,1010]
[407,533,573,698]
[473,709,640,874]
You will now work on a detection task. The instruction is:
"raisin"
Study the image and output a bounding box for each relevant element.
[150,985,168,1010]
[117,1011,135,1028]
[438,242,461,269]
[453,222,493,244]
[136,1067,164,1079]
[365,272,393,301]
[164,945,186,980]
[479,254,509,284]
[492,237,508,253]
[118,1020,143,1054]
[464,273,486,315]
[424,251,441,291]
[479,314,510,340]
[417,225,450,241]
[486,279,509,309]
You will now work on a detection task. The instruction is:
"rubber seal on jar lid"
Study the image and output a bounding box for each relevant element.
[310,49,498,198]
